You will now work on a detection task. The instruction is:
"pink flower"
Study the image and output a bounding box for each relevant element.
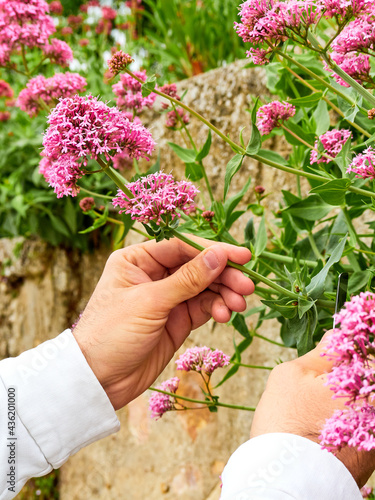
[332,17,375,55]
[112,70,157,112]
[43,38,73,66]
[67,14,83,26]
[42,94,155,164]
[107,50,133,75]
[79,38,89,47]
[319,292,375,453]
[112,172,199,225]
[319,0,372,18]
[79,196,95,212]
[246,47,272,65]
[0,0,55,54]
[159,83,179,100]
[149,377,179,419]
[347,147,375,180]
[49,1,63,15]
[235,0,322,49]
[112,151,133,171]
[165,108,190,129]
[39,155,83,197]
[0,79,13,99]
[324,51,371,87]
[256,100,295,135]
[17,72,87,117]
[0,110,10,120]
[310,129,352,164]
[361,486,373,498]
[40,95,155,197]
[101,6,117,20]
[61,26,73,36]
[176,346,230,375]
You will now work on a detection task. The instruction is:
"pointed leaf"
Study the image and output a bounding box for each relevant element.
[196,130,212,162]
[224,154,244,199]
[310,178,351,206]
[254,215,267,257]
[168,142,196,163]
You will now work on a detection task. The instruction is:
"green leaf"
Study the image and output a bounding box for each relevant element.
[224,176,251,224]
[289,92,323,107]
[231,313,250,338]
[297,306,318,356]
[248,203,264,216]
[215,363,240,388]
[256,149,288,166]
[306,235,347,299]
[262,298,298,319]
[63,198,77,234]
[348,270,372,295]
[224,154,244,199]
[333,137,353,177]
[141,75,156,97]
[185,162,204,181]
[310,178,351,206]
[48,213,71,237]
[282,121,316,147]
[298,296,316,318]
[254,215,267,257]
[312,100,330,136]
[196,130,212,162]
[284,195,332,221]
[168,142,196,163]
[244,218,255,244]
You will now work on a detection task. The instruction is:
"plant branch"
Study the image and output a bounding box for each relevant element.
[150,387,256,411]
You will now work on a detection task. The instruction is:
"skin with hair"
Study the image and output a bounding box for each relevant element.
[73,235,254,410]
[250,333,375,488]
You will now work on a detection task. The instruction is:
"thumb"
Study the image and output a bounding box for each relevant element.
[295,329,338,375]
[155,245,228,309]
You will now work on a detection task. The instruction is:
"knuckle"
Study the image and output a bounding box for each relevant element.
[177,264,202,293]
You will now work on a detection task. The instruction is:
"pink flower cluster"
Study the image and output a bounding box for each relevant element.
[165,108,190,129]
[0,79,13,99]
[310,129,352,164]
[112,172,199,225]
[43,38,73,67]
[332,15,375,56]
[149,377,179,419]
[176,346,230,375]
[256,100,296,135]
[107,50,133,75]
[347,147,375,180]
[324,51,371,87]
[361,486,373,498]
[235,0,322,64]
[17,72,87,116]
[319,0,372,19]
[40,94,155,197]
[320,292,375,453]
[0,0,55,65]
[112,70,157,113]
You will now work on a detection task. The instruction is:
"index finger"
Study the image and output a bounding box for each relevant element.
[133,233,252,270]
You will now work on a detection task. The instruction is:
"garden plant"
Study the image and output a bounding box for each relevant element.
[1,0,375,496]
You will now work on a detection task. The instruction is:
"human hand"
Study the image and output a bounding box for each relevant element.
[250,331,375,488]
[73,235,254,411]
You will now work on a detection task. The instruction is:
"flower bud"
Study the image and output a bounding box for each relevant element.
[107,51,134,75]
[79,197,95,212]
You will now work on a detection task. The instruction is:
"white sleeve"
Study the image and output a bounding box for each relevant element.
[0,329,120,500]
[220,433,362,500]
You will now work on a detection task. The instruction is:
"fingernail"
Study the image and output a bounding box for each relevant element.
[203,250,219,270]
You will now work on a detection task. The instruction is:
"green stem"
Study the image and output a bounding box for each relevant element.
[273,48,361,111]
[21,45,30,77]
[133,159,141,175]
[169,229,300,300]
[281,63,371,137]
[260,250,317,268]
[150,387,255,411]
[79,187,113,200]
[308,231,326,263]
[124,68,243,154]
[233,362,273,370]
[281,124,335,162]
[96,158,132,197]
[131,226,152,239]
[253,332,286,347]
[342,206,361,247]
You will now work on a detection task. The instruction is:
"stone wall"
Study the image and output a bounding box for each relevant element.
[1,59,352,499]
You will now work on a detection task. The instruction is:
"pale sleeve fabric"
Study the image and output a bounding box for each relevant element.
[220,433,362,500]
[0,329,120,500]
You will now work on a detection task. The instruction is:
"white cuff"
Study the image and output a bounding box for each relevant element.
[0,329,120,468]
[220,433,362,500]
